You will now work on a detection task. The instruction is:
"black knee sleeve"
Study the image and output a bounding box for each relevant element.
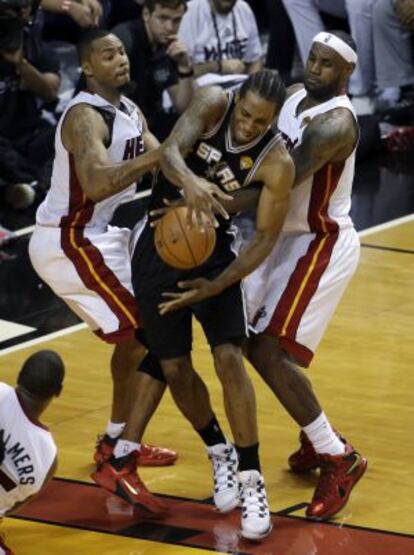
[136,346,166,384]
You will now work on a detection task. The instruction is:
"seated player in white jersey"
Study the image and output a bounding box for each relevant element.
[0,351,65,555]
[159,30,368,521]
[28,28,228,514]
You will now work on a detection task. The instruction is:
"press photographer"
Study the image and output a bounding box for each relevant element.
[0,0,60,209]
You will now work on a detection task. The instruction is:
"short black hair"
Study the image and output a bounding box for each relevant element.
[77,28,112,64]
[143,0,187,13]
[328,30,357,54]
[239,69,286,109]
[17,350,65,399]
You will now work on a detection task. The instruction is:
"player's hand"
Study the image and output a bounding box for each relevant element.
[221,59,246,75]
[182,178,232,228]
[149,198,185,228]
[159,278,221,314]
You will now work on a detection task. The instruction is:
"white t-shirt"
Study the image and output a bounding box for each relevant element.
[179,0,263,66]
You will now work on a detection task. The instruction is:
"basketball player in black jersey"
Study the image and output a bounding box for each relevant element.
[130,70,294,540]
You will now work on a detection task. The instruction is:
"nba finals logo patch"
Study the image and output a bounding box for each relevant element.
[240,156,253,170]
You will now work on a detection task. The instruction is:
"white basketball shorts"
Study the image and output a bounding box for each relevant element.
[29,224,140,343]
[245,227,360,367]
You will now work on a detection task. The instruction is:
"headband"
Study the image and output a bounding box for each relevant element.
[312,32,357,64]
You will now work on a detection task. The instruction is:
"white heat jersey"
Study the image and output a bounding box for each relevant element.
[0,383,56,516]
[278,88,357,233]
[36,91,145,230]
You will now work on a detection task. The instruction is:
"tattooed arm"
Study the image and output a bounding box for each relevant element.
[160,86,233,226]
[292,108,358,188]
[62,104,159,202]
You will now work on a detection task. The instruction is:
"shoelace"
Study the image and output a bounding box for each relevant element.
[241,481,268,518]
[210,449,237,492]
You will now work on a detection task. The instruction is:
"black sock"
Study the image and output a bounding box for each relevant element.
[196,416,226,447]
[236,443,261,472]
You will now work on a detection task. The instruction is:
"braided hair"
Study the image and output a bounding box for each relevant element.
[239,69,286,109]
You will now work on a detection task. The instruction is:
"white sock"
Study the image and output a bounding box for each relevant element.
[302,412,345,456]
[113,439,141,459]
[105,421,126,439]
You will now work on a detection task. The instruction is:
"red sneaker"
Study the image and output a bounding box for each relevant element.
[288,431,319,473]
[306,445,367,520]
[94,434,117,465]
[139,443,177,467]
[288,430,349,473]
[94,435,178,467]
[91,451,167,515]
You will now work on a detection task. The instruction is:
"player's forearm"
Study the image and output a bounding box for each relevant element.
[84,148,159,202]
[172,79,195,114]
[223,187,261,214]
[211,231,277,292]
[159,143,198,190]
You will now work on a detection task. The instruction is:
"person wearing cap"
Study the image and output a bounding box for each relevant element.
[240,29,367,520]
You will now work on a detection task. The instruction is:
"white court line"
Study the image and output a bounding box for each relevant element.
[12,189,152,238]
[0,323,87,356]
[2,211,413,356]
[358,213,414,238]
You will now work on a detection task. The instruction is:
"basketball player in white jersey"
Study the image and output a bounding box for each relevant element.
[27,28,186,514]
[0,351,64,555]
[242,30,367,520]
[28,28,229,514]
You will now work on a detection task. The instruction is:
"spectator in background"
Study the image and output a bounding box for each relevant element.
[263,0,296,85]
[178,0,263,88]
[40,0,110,43]
[0,0,60,209]
[112,0,195,140]
[373,0,414,115]
[281,0,377,111]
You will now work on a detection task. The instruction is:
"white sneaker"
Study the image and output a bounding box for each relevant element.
[207,442,239,512]
[239,470,272,540]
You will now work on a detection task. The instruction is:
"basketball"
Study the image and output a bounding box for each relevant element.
[154,206,216,270]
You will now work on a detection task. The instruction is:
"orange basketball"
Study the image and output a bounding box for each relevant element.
[154,206,217,270]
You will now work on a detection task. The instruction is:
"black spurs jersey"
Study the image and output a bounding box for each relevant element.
[149,91,282,228]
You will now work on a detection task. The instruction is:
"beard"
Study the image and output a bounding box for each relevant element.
[304,79,340,102]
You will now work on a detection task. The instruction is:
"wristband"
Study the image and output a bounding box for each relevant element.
[177,67,194,78]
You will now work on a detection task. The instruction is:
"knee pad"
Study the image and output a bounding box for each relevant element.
[137,351,166,383]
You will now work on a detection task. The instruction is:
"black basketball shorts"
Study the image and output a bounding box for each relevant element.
[131,222,248,360]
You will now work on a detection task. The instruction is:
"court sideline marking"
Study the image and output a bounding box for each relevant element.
[1,213,412,357]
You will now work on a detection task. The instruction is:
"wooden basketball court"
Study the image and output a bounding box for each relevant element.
[1,217,413,554]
